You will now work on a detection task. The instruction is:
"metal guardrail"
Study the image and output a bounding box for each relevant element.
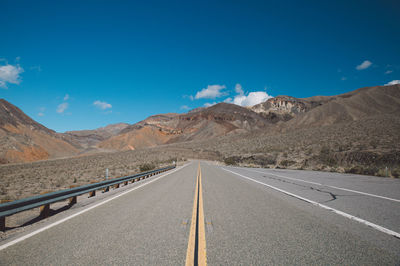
[0,165,176,231]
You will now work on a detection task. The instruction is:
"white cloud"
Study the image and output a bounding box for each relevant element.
[204,102,217,107]
[180,105,190,110]
[38,112,44,117]
[341,77,347,81]
[235,83,244,95]
[227,91,273,107]
[93,100,112,110]
[57,102,69,113]
[182,95,194,101]
[63,94,70,101]
[356,60,372,70]
[195,85,226,99]
[385,70,393,75]
[385,80,400,86]
[0,64,24,88]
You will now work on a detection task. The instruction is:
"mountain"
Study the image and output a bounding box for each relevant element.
[283,84,400,129]
[97,113,180,151]
[98,103,273,150]
[1,84,399,164]
[0,99,79,164]
[65,123,129,151]
[99,84,400,152]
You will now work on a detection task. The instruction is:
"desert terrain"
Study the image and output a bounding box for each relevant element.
[1,84,399,202]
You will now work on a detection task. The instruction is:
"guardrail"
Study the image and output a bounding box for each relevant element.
[0,165,175,231]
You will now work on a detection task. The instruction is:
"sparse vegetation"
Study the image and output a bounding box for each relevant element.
[224,156,239,166]
[139,163,156,172]
[392,167,400,178]
[279,160,296,167]
[0,147,217,201]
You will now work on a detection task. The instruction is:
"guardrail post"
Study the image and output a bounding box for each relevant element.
[103,186,109,192]
[88,181,97,197]
[69,196,77,205]
[124,181,128,186]
[69,185,78,205]
[114,183,120,189]
[40,204,50,218]
[0,216,5,232]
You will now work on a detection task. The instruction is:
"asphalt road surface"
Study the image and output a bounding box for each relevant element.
[1,161,399,265]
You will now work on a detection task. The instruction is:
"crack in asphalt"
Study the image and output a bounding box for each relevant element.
[262,175,342,203]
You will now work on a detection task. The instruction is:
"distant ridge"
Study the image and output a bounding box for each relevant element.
[1,84,399,164]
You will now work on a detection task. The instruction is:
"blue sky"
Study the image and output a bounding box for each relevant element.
[1,0,399,132]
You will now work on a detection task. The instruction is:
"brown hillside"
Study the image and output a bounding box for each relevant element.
[98,103,273,151]
[65,123,129,150]
[286,84,400,129]
[0,99,80,164]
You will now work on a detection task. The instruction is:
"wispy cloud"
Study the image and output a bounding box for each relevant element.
[235,83,244,95]
[182,95,194,101]
[29,65,42,72]
[0,63,24,89]
[180,105,190,110]
[93,100,112,110]
[385,70,393,75]
[341,77,347,81]
[356,60,372,70]
[385,80,400,86]
[195,85,226,99]
[63,94,70,101]
[38,107,45,117]
[57,102,69,113]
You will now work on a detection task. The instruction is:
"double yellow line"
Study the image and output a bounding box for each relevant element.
[185,163,207,266]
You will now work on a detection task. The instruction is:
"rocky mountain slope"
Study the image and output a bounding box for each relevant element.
[0,99,80,164]
[284,84,400,129]
[65,123,129,151]
[98,103,276,150]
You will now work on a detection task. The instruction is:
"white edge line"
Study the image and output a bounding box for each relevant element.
[245,168,400,203]
[222,167,400,239]
[0,163,191,251]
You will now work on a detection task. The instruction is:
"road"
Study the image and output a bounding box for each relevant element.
[1,161,399,265]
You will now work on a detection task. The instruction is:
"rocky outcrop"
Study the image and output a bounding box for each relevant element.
[250,96,318,121]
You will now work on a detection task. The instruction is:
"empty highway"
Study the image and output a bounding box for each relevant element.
[1,161,399,265]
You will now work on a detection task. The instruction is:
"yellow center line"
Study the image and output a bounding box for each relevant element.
[185,163,207,266]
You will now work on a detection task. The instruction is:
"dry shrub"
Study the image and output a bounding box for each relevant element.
[280,160,296,167]
[139,163,156,172]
